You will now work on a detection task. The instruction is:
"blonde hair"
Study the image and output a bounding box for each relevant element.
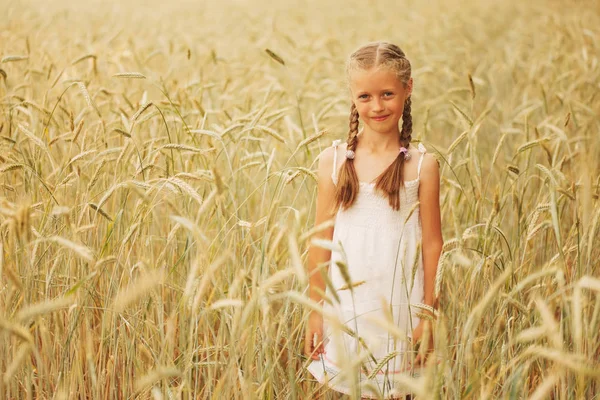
[335,41,413,211]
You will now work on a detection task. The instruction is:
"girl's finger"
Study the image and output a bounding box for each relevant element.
[414,353,421,366]
[304,331,314,357]
[313,333,323,358]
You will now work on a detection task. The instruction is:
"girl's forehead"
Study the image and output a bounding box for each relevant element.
[349,67,403,91]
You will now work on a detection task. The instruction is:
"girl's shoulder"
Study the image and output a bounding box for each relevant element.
[316,140,345,183]
[417,146,440,184]
[317,140,347,169]
[330,139,348,152]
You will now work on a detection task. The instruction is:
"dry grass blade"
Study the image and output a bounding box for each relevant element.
[273,291,343,326]
[536,164,558,187]
[403,201,421,225]
[516,326,546,343]
[463,267,511,341]
[334,261,353,294]
[310,238,341,252]
[517,138,551,155]
[191,254,228,313]
[523,346,600,376]
[508,266,557,297]
[293,130,326,156]
[0,317,34,343]
[159,144,215,154]
[528,372,559,400]
[391,373,427,398]
[3,343,32,384]
[0,256,23,290]
[260,268,295,293]
[96,182,127,209]
[167,178,204,204]
[1,55,29,63]
[132,102,153,121]
[265,49,285,66]
[449,101,473,126]
[72,119,85,142]
[254,125,285,142]
[72,54,97,65]
[19,124,46,148]
[287,233,308,286]
[16,296,75,322]
[209,299,244,309]
[299,219,335,242]
[188,128,224,141]
[0,164,25,173]
[578,276,600,292]
[527,220,551,241]
[67,150,96,167]
[366,350,402,380]
[468,73,476,99]
[337,280,366,291]
[88,203,113,221]
[76,81,95,109]
[88,159,106,188]
[169,215,207,242]
[572,286,583,357]
[112,269,164,312]
[44,236,94,262]
[113,128,131,138]
[284,167,317,183]
[447,130,469,154]
[182,256,201,299]
[113,72,146,79]
[134,367,181,392]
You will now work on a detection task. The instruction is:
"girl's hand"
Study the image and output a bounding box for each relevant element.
[304,311,326,360]
[411,319,434,366]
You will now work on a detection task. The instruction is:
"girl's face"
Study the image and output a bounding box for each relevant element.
[349,66,412,136]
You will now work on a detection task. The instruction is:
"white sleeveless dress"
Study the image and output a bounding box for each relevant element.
[307,140,428,399]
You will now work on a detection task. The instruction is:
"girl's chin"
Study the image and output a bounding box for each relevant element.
[363,123,400,135]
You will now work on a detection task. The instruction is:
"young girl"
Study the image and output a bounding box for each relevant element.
[304,42,443,399]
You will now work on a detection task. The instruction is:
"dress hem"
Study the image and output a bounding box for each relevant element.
[306,358,421,399]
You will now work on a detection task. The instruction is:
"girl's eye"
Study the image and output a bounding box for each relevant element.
[384,92,394,97]
[358,94,369,100]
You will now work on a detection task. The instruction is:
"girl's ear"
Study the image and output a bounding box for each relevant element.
[406,78,413,99]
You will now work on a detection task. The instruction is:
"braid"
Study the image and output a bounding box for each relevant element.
[401,96,412,145]
[334,102,360,211]
[348,103,359,151]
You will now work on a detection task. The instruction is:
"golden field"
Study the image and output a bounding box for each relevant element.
[0,0,599,398]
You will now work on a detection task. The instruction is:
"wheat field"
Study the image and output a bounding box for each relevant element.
[0,0,599,398]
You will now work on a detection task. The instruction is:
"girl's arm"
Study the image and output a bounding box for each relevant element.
[307,146,338,304]
[304,146,337,360]
[418,153,444,310]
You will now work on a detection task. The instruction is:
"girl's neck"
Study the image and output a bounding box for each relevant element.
[357,127,402,153]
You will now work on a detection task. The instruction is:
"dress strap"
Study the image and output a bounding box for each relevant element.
[331,139,341,185]
[417,143,427,178]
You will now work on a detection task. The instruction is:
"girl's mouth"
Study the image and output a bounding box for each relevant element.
[372,115,389,121]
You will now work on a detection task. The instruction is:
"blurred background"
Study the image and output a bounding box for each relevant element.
[0,0,599,398]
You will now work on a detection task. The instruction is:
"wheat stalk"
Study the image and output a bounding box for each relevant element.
[113,72,146,79]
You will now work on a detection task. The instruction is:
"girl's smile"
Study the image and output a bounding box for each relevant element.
[371,115,390,121]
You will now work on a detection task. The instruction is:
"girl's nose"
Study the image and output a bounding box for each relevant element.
[372,98,384,112]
